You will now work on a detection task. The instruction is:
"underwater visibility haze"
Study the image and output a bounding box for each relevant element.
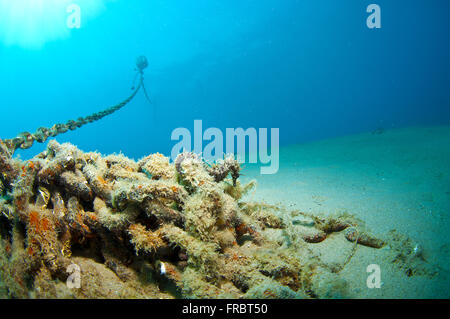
[0,0,449,299]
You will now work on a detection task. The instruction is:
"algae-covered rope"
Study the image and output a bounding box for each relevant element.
[0,56,149,157]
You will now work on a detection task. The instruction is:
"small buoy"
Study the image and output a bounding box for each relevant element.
[136,55,149,71]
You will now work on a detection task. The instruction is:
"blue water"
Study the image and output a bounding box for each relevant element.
[0,0,449,160]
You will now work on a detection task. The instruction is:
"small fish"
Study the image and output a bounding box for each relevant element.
[37,186,51,209]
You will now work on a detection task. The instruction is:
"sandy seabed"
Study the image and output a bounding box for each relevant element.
[243,125,450,298]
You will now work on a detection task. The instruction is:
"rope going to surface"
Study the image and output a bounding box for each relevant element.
[0,56,150,157]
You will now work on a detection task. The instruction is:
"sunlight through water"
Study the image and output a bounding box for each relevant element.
[0,0,108,49]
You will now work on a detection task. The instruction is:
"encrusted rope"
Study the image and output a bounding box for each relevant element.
[1,57,149,157]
